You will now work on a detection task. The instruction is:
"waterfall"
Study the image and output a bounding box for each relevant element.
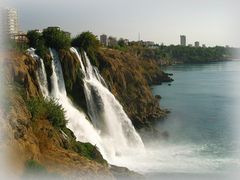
[70,48,144,161]
[34,47,144,163]
[48,48,107,156]
[27,48,49,97]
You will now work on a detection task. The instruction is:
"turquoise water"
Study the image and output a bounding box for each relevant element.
[150,60,240,177]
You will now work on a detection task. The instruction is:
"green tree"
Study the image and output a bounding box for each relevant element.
[118,38,125,47]
[26,30,41,48]
[42,27,71,50]
[72,31,99,52]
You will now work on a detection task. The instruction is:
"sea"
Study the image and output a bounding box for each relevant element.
[147,60,240,179]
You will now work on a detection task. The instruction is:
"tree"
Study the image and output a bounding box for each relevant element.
[27,30,41,48]
[118,38,126,47]
[42,27,71,50]
[72,31,99,52]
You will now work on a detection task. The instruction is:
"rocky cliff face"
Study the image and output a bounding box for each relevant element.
[58,49,87,111]
[57,48,172,129]
[95,48,171,129]
[4,52,114,179]
[3,47,170,178]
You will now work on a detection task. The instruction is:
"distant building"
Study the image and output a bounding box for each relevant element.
[7,8,19,37]
[13,31,28,43]
[188,44,193,47]
[108,36,117,47]
[33,29,42,33]
[1,8,19,39]
[49,26,60,30]
[195,41,200,47]
[143,41,155,47]
[202,44,206,48]
[100,34,108,46]
[180,35,186,46]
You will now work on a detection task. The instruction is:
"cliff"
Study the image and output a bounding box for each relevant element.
[3,47,171,178]
[57,48,172,129]
[4,52,113,179]
[95,48,172,129]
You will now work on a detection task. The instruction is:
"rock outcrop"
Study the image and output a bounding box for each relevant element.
[95,48,171,129]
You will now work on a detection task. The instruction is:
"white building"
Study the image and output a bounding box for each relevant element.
[1,8,19,39]
[8,8,18,35]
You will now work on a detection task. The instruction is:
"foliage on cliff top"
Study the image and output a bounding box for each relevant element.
[26,27,71,57]
[72,31,100,66]
[42,27,71,50]
[72,31,99,51]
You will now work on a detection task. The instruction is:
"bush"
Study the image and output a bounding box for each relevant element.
[42,27,71,50]
[25,160,46,173]
[27,98,67,129]
[26,30,42,48]
[72,32,100,65]
[74,141,107,165]
[72,31,99,51]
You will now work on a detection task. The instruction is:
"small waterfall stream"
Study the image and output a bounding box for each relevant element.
[27,48,49,97]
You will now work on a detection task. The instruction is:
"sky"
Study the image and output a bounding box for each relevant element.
[2,0,240,47]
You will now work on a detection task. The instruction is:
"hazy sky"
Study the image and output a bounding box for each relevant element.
[3,0,240,47]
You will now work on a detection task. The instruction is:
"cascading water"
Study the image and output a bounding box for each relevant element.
[70,48,144,161]
[48,48,107,156]
[27,48,49,97]
[34,47,144,164]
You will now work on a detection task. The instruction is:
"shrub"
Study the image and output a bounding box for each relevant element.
[27,98,67,129]
[72,31,100,65]
[25,160,46,173]
[26,30,42,48]
[72,31,99,51]
[42,27,71,50]
[74,141,107,165]
[35,38,47,57]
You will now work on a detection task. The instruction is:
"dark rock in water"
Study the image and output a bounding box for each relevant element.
[161,131,169,140]
[168,83,171,86]
[155,95,162,99]
[110,165,145,180]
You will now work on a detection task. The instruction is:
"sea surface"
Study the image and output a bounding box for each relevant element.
[148,60,240,179]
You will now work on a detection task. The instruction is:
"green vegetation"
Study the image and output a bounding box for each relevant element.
[26,30,42,48]
[26,27,71,59]
[72,31,99,52]
[25,160,47,173]
[153,45,227,63]
[61,127,107,165]
[126,43,231,63]
[42,27,71,50]
[24,159,61,178]
[72,31,100,66]
[74,142,106,163]
[27,97,67,129]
